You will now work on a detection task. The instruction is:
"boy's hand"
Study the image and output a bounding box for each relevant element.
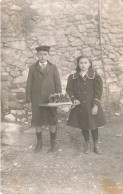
[73,100,80,106]
[92,104,98,115]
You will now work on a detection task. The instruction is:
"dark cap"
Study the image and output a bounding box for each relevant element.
[35,45,50,52]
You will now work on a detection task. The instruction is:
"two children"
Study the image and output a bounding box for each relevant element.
[66,56,106,154]
[26,46,105,154]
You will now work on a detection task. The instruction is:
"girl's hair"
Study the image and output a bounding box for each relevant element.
[76,55,92,72]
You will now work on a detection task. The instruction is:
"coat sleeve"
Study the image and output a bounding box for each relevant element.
[53,65,62,93]
[26,66,33,103]
[66,74,76,102]
[93,74,103,106]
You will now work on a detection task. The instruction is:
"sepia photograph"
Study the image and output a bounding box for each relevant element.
[1,0,123,193]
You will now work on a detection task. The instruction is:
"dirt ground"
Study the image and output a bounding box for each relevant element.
[1,113,123,194]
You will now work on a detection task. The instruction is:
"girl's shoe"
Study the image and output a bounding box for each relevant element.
[93,141,101,154]
[84,141,91,154]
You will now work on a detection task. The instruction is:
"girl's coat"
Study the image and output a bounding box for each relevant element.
[66,67,106,130]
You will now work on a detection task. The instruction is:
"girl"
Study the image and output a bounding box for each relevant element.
[66,56,106,154]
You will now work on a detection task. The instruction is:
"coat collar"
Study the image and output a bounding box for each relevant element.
[73,67,96,80]
[35,60,51,75]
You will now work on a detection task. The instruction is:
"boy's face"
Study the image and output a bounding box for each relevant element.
[79,58,90,71]
[37,51,49,63]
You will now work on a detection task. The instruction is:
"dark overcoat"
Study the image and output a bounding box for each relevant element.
[66,68,106,130]
[26,60,62,126]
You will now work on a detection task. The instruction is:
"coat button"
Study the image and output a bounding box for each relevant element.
[84,101,86,103]
[84,92,86,94]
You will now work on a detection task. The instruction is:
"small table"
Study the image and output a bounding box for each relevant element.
[39,102,72,131]
[39,102,72,107]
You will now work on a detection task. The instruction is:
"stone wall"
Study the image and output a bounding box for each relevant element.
[1,0,123,119]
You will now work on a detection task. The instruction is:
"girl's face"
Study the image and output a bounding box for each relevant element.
[37,51,49,63]
[78,58,90,71]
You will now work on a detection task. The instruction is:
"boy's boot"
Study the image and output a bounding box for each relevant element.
[84,140,91,154]
[34,132,42,153]
[93,140,101,154]
[48,132,56,153]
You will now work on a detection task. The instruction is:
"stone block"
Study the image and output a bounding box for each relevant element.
[120,99,123,105]
[110,27,123,34]
[65,26,78,35]
[2,72,9,76]
[11,88,25,93]
[73,50,81,58]
[82,47,92,56]
[85,37,96,45]
[118,74,123,81]
[92,49,101,56]
[87,32,98,37]
[25,58,36,64]
[106,76,117,83]
[110,92,120,102]
[57,37,69,47]
[16,110,25,118]
[16,92,25,100]
[76,15,84,20]
[8,41,27,50]
[13,75,27,84]
[10,71,20,77]
[10,5,22,11]
[96,69,104,77]
[103,58,113,65]
[1,123,20,145]
[41,18,55,27]
[111,66,121,72]
[102,28,109,34]
[119,79,123,86]
[9,101,23,110]
[11,110,17,115]
[115,42,123,47]
[22,69,28,78]
[8,93,16,101]
[6,67,11,72]
[1,66,6,72]
[30,4,39,9]
[68,36,75,42]
[78,25,86,33]
[13,60,25,67]
[38,36,56,46]
[70,38,82,46]
[67,47,75,51]
[16,110,25,115]
[93,60,102,68]
[2,81,12,87]
[109,82,121,93]
[4,114,16,122]
[22,51,33,57]
[86,23,95,29]
[1,75,8,81]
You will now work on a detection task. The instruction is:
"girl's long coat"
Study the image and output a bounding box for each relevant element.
[26,60,62,126]
[66,68,106,130]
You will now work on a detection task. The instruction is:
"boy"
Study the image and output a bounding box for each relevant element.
[26,45,62,153]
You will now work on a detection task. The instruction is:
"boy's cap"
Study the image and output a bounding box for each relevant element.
[35,45,50,52]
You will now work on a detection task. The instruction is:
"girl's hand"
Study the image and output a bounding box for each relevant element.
[73,100,80,106]
[92,104,98,115]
